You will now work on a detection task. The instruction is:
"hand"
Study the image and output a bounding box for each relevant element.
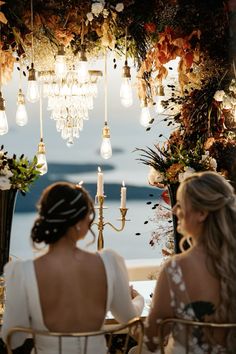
[129,285,139,299]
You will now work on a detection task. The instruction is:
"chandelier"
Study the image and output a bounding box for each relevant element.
[38,68,102,147]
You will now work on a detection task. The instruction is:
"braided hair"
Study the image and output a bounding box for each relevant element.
[31,182,95,245]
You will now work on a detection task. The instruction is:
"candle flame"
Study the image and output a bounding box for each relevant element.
[122,180,125,187]
[98,166,101,172]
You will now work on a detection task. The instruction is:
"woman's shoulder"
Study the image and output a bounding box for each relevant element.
[4,259,34,278]
[99,248,125,269]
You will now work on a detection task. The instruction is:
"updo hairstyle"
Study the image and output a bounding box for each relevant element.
[31,182,95,245]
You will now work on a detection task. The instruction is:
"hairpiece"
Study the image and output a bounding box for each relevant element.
[68,206,87,219]
[48,199,65,214]
[70,193,82,205]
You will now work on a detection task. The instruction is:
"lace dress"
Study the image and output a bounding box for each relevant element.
[144,259,228,354]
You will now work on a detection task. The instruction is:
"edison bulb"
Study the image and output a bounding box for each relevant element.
[27,80,40,103]
[140,106,151,127]
[155,99,164,114]
[0,109,8,135]
[16,104,28,126]
[37,152,48,175]
[77,60,89,83]
[120,78,133,107]
[100,137,112,159]
[55,54,67,79]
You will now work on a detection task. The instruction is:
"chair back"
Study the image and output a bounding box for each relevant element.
[158,318,236,354]
[6,316,144,354]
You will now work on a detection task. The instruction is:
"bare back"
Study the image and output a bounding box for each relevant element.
[34,249,107,333]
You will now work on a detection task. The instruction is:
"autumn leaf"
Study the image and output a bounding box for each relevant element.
[0,11,7,24]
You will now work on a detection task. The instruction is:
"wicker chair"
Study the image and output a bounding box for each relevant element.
[158,318,236,354]
[6,317,144,354]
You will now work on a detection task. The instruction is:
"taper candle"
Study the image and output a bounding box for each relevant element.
[120,181,127,208]
[97,166,104,196]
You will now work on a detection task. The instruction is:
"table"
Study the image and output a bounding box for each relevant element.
[105,279,156,324]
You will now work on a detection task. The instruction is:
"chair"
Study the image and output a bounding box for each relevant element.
[158,318,236,354]
[6,316,144,354]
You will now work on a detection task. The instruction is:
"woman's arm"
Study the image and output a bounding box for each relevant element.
[102,249,144,323]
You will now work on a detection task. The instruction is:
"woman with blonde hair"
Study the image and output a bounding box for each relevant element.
[143,171,236,353]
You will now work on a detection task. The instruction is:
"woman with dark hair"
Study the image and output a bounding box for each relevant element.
[2,182,144,354]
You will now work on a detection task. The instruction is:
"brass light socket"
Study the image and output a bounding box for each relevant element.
[156,84,165,96]
[80,45,87,62]
[38,141,46,154]
[57,45,65,56]
[122,64,131,78]
[0,92,5,110]
[17,89,25,105]
[102,125,110,138]
[28,63,36,81]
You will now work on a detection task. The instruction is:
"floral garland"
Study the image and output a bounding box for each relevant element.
[0,0,236,187]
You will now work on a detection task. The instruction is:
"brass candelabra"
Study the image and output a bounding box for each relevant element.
[93,196,129,250]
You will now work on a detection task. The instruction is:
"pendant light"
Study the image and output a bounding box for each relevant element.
[26,0,39,103]
[120,27,133,107]
[100,50,112,159]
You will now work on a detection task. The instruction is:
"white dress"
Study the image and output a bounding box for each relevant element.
[1,248,144,354]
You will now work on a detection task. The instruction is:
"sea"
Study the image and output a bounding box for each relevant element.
[1,57,175,262]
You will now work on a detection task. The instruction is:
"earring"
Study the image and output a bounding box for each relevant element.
[76,225,80,232]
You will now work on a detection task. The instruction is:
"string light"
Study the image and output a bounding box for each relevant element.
[0,20,8,135]
[37,87,48,175]
[120,27,133,107]
[100,50,112,159]
[16,57,28,126]
[26,0,39,103]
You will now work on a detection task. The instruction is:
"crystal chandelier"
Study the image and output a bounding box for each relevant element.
[38,68,102,147]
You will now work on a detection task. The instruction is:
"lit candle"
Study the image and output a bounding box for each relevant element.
[120,181,127,208]
[97,166,104,196]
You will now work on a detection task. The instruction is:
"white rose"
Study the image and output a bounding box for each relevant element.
[3,167,13,177]
[103,8,109,18]
[222,96,232,110]
[115,3,124,12]
[148,166,165,185]
[209,157,217,170]
[179,167,195,182]
[91,2,104,16]
[213,90,225,102]
[0,176,11,190]
[86,12,94,21]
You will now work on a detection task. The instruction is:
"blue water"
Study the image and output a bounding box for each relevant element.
[10,200,166,261]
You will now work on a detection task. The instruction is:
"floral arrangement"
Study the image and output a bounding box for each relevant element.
[0,146,41,194]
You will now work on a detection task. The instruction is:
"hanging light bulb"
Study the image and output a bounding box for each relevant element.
[27,63,40,103]
[0,91,8,135]
[37,140,48,175]
[100,124,112,159]
[120,62,133,107]
[77,45,89,83]
[55,45,67,79]
[16,89,28,126]
[140,99,151,127]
